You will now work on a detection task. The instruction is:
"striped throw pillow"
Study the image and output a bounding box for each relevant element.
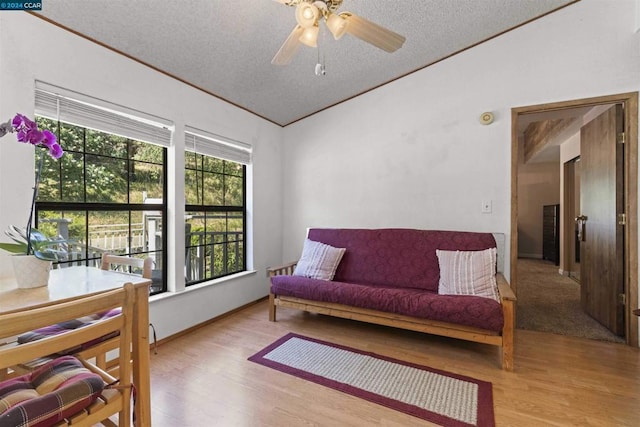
[293,239,346,281]
[436,248,499,302]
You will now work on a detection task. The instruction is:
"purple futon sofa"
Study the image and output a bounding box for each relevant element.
[268,228,516,370]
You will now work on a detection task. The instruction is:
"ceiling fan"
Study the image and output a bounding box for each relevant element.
[272,0,406,66]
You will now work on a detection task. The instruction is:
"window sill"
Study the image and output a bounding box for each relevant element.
[149,270,257,303]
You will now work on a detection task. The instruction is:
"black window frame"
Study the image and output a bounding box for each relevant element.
[184,151,247,285]
[34,117,168,294]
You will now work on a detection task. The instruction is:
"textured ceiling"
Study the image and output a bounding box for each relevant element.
[34,0,577,127]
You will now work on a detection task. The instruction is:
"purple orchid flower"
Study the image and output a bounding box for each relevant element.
[48,143,64,159]
[25,128,45,145]
[12,114,37,132]
[11,113,27,129]
[40,129,57,147]
[6,113,64,158]
[2,113,64,257]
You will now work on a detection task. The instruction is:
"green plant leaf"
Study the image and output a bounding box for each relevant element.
[0,242,28,254]
[1,226,72,259]
[33,249,58,261]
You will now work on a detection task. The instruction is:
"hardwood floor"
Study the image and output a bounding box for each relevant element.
[149,299,640,426]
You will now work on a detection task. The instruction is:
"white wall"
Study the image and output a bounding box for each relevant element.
[517,161,560,259]
[0,13,284,339]
[281,0,640,286]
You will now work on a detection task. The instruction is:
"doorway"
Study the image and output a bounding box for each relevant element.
[511,92,638,347]
[564,157,581,282]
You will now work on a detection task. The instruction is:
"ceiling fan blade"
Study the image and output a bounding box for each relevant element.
[272,25,304,66]
[341,12,406,53]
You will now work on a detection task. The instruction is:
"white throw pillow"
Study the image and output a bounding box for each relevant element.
[293,239,346,281]
[436,248,499,302]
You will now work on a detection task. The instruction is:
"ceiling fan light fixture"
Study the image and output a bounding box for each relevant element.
[295,2,320,28]
[326,13,348,40]
[273,0,406,68]
[299,24,320,47]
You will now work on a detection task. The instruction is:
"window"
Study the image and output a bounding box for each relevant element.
[184,128,250,285]
[35,118,167,293]
[33,83,172,294]
[31,83,253,292]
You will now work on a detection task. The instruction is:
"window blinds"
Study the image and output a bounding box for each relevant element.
[184,125,252,165]
[34,81,173,147]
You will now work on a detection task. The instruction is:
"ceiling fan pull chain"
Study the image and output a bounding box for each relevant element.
[315,26,326,76]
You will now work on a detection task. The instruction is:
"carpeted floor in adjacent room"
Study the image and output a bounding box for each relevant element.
[516,258,625,343]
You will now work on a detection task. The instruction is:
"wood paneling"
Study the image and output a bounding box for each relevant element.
[149,300,640,426]
[523,117,577,163]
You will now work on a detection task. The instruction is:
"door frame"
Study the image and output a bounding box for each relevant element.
[511,92,639,346]
[563,157,580,281]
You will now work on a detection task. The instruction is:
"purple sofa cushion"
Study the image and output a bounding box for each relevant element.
[271,275,504,333]
[307,228,497,292]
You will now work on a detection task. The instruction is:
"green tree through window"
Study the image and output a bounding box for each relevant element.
[185,151,246,284]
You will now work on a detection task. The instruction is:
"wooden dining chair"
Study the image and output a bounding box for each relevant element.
[0,283,135,426]
[85,253,153,373]
[101,253,153,279]
[15,254,153,377]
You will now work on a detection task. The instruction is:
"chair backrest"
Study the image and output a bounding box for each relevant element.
[0,284,135,426]
[101,253,153,279]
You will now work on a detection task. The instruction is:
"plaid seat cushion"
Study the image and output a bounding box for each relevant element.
[17,309,121,354]
[0,356,105,427]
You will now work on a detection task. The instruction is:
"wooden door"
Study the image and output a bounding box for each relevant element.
[579,104,625,336]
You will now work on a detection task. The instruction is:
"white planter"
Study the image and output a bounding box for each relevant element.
[11,255,52,288]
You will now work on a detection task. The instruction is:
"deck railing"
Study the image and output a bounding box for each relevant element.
[47,220,243,285]
[185,231,243,283]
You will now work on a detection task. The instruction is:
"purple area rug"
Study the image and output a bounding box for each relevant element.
[248,333,495,427]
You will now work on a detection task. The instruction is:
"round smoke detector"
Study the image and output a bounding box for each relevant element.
[480,112,494,125]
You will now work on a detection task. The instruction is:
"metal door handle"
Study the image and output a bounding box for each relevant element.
[575,215,588,241]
